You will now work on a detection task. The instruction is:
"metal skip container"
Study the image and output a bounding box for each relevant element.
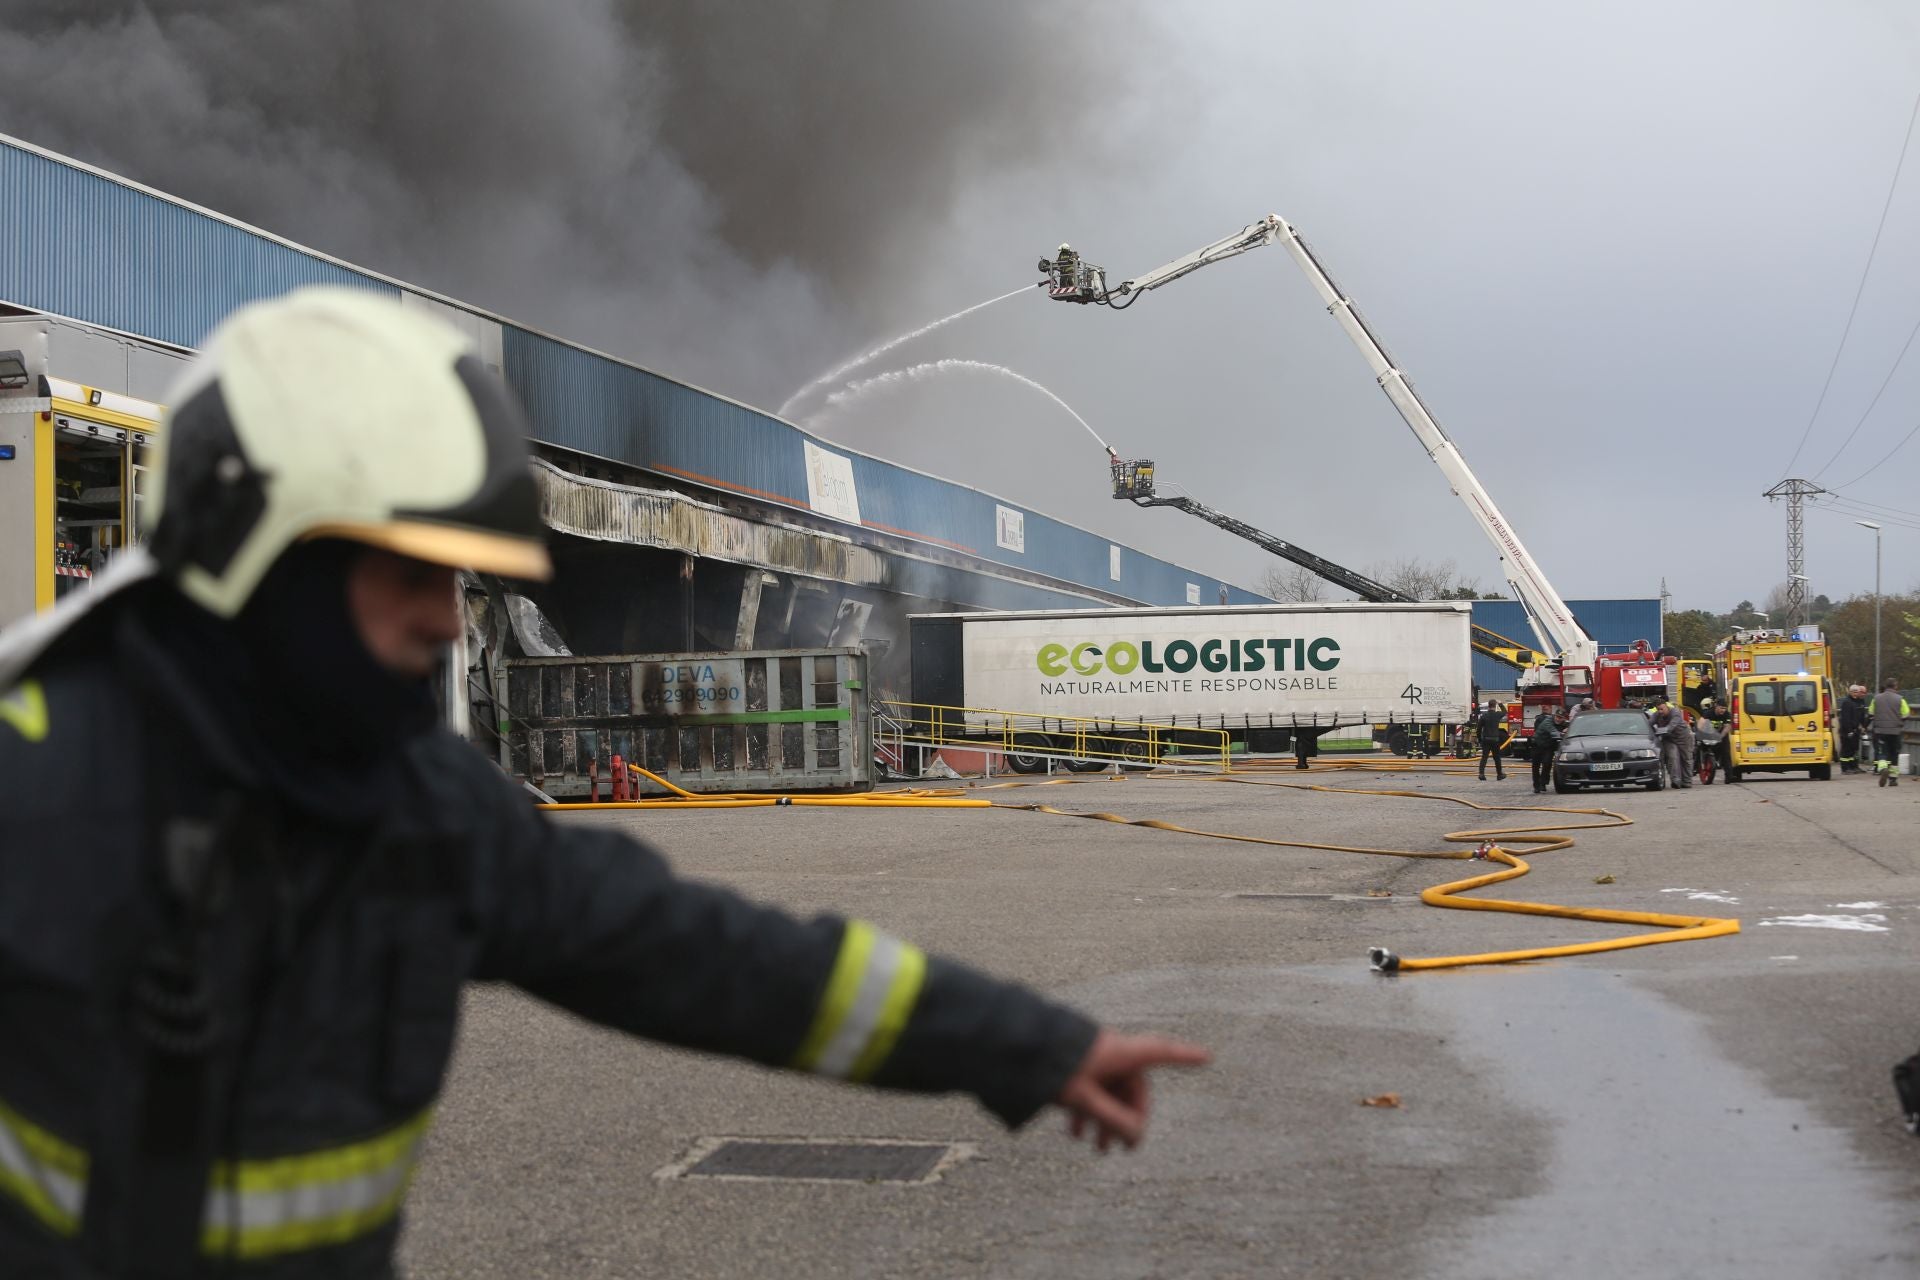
[503,648,873,797]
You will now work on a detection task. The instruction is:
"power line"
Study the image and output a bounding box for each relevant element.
[1813,494,1920,533]
[1782,87,1920,477]
[1820,505,1920,534]
[1811,307,1920,480]
[1819,499,1920,529]
[1830,414,1920,490]
[1827,493,1920,522]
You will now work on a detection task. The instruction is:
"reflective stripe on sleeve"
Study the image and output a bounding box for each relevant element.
[0,1095,87,1237]
[201,1108,434,1260]
[0,680,49,744]
[791,920,928,1083]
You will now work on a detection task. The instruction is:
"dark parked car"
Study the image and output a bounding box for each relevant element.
[1554,708,1663,792]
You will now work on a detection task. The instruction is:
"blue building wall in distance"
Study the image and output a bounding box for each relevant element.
[1470,599,1662,691]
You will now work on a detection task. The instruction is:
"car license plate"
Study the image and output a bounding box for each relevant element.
[1791,747,1816,755]
[1748,744,1776,754]
[1591,762,1624,772]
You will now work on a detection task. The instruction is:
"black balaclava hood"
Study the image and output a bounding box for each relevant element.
[138,539,440,824]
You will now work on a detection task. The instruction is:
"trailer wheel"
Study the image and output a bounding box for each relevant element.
[1065,752,1109,773]
[1115,735,1155,772]
[1007,734,1051,774]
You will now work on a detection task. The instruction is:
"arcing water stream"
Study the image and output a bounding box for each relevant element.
[809,358,1111,454]
[776,284,1035,420]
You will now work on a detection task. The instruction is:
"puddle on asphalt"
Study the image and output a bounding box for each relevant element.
[1407,965,1911,1280]
[1756,913,1890,932]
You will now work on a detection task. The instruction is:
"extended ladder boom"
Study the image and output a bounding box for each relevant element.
[1142,494,1411,603]
[1049,216,1599,675]
[1112,463,1548,671]
[1269,220,1595,670]
[1116,217,1287,295]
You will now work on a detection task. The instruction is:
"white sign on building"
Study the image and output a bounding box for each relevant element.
[995,504,1026,553]
[803,441,862,525]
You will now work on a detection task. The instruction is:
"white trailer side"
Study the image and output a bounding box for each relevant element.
[910,601,1472,731]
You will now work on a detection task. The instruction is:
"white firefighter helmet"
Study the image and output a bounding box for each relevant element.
[147,286,552,617]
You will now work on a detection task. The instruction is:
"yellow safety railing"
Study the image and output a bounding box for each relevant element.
[878,700,1233,773]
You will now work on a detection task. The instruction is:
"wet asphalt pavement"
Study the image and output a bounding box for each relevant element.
[400,762,1920,1278]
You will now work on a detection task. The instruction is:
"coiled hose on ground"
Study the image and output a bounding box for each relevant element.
[541,760,1739,971]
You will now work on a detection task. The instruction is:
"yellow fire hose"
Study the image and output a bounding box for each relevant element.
[537,764,989,810]
[541,762,1739,972]
[976,771,1740,971]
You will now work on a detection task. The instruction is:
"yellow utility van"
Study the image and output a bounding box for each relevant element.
[1724,672,1834,782]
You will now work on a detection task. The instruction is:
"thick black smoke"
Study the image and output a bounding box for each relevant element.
[0,0,1132,406]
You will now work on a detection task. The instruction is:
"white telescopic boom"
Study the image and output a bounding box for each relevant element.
[1081,213,1597,674]
[1269,219,1596,671]
[1117,217,1289,294]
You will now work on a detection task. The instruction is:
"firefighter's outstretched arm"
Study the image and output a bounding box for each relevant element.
[455,750,1203,1132]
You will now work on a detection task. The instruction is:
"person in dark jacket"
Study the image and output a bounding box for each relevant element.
[1529,706,1565,793]
[1475,700,1511,781]
[1838,684,1871,773]
[0,289,1208,1278]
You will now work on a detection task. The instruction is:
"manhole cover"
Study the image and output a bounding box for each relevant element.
[655,1137,974,1185]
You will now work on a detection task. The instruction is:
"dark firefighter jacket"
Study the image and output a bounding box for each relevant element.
[0,606,1096,1278]
[1838,695,1871,738]
[1528,713,1562,759]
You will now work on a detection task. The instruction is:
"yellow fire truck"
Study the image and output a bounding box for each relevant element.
[1710,628,1836,781]
[0,313,184,629]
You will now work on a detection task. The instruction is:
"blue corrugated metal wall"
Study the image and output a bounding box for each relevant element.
[0,134,1264,609]
[0,140,392,346]
[1471,598,1662,690]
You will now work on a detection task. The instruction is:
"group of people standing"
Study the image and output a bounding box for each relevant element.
[1470,681,1909,793]
[1470,698,1575,793]
[1475,696,1698,792]
[1839,679,1913,786]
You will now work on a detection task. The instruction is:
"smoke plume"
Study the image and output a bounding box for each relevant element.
[0,0,1135,406]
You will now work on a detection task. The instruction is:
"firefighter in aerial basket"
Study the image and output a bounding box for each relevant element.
[1057,242,1079,284]
[0,287,1208,1277]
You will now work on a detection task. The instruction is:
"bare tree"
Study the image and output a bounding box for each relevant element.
[1260,562,1328,602]
[1763,580,1795,621]
[1362,555,1484,601]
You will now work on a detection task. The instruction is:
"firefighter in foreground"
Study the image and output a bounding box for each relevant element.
[0,289,1209,1277]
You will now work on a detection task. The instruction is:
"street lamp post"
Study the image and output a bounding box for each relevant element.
[1856,521,1882,690]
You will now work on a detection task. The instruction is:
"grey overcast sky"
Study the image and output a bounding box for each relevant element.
[814,0,1920,612]
[3,0,1915,611]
